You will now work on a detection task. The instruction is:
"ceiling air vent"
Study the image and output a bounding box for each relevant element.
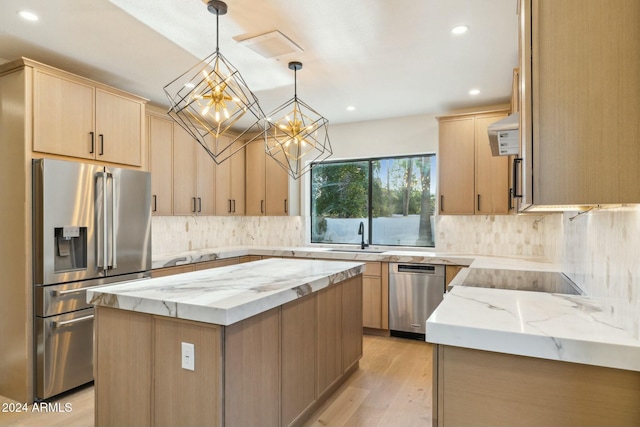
[234,30,303,59]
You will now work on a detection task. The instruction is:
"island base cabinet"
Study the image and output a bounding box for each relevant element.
[95,307,152,427]
[224,308,281,427]
[433,345,640,427]
[154,318,223,427]
[94,275,363,427]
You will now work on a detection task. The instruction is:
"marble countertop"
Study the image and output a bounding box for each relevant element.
[151,245,558,271]
[426,268,640,372]
[88,258,364,326]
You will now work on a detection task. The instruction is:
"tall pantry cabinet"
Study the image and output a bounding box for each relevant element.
[0,58,147,403]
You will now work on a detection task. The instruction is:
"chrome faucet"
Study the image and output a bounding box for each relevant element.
[357,221,368,249]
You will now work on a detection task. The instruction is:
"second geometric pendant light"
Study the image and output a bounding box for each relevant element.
[266,61,332,179]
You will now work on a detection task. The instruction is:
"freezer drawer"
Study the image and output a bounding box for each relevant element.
[35,308,94,400]
[389,263,445,338]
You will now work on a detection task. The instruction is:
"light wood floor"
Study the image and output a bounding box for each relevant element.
[0,336,432,427]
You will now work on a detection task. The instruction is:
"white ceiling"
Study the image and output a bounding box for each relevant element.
[0,0,518,125]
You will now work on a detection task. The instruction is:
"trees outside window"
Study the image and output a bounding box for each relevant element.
[311,154,436,247]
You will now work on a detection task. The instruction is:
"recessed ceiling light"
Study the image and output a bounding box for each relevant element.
[451,25,469,35]
[18,10,39,22]
[469,89,480,95]
[346,106,355,111]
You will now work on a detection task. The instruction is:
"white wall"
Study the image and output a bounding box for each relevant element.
[327,113,440,160]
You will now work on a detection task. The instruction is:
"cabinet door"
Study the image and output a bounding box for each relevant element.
[245,141,266,216]
[342,276,363,373]
[33,70,95,160]
[215,138,245,215]
[317,283,342,396]
[438,117,475,214]
[196,134,216,215]
[95,89,143,166]
[265,151,289,216]
[230,140,245,215]
[475,114,509,214]
[281,294,317,427]
[149,115,173,215]
[362,276,382,329]
[214,137,232,215]
[173,126,198,215]
[531,0,640,206]
[225,309,280,427]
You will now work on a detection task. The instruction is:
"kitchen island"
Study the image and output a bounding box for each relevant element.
[427,268,640,427]
[87,258,364,427]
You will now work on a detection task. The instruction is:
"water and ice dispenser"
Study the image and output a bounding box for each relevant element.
[53,226,87,273]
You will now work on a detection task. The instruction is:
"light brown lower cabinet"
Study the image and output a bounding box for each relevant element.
[94,275,363,427]
[361,262,389,331]
[433,344,640,427]
[151,264,195,278]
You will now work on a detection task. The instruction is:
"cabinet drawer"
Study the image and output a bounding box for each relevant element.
[364,262,381,277]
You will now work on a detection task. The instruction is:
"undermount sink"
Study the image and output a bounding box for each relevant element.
[327,249,385,254]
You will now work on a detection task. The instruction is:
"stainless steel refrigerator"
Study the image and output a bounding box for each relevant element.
[32,158,151,400]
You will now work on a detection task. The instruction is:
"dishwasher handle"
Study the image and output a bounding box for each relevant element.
[395,264,437,274]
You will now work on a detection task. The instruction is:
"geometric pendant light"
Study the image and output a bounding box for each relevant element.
[163,0,268,164]
[265,61,332,179]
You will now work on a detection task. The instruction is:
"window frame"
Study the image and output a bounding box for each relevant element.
[310,153,436,248]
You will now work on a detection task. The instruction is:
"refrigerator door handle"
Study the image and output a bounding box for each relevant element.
[96,171,108,271]
[108,172,118,269]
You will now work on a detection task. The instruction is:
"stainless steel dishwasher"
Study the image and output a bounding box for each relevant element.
[389,263,445,339]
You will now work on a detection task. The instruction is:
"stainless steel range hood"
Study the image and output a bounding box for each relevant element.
[488,112,520,156]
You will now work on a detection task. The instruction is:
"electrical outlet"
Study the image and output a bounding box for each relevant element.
[181,342,195,371]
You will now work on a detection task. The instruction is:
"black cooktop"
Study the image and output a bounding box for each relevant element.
[456,268,584,295]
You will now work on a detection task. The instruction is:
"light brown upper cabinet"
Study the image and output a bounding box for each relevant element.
[173,125,215,215]
[437,110,510,215]
[147,112,173,215]
[33,67,145,167]
[215,137,245,216]
[245,140,289,216]
[517,0,640,210]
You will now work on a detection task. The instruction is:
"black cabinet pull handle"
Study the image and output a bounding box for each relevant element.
[99,134,104,156]
[232,199,236,213]
[284,199,288,214]
[508,188,514,210]
[152,195,157,212]
[89,132,94,154]
[440,195,444,212]
[513,158,523,198]
[261,200,264,214]
[228,199,232,213]
[477,194,481,212]
[198,197,202,213]
[192,197,197,213]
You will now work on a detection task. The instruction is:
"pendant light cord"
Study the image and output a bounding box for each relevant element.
[294,67,297,99]
[216,10,219,53]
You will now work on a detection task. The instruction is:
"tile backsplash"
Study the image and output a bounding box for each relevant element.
[152,216,305,253]
[434,214,559,259]
[559,206,640,339]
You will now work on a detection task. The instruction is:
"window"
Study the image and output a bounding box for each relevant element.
[311,154,436,247]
